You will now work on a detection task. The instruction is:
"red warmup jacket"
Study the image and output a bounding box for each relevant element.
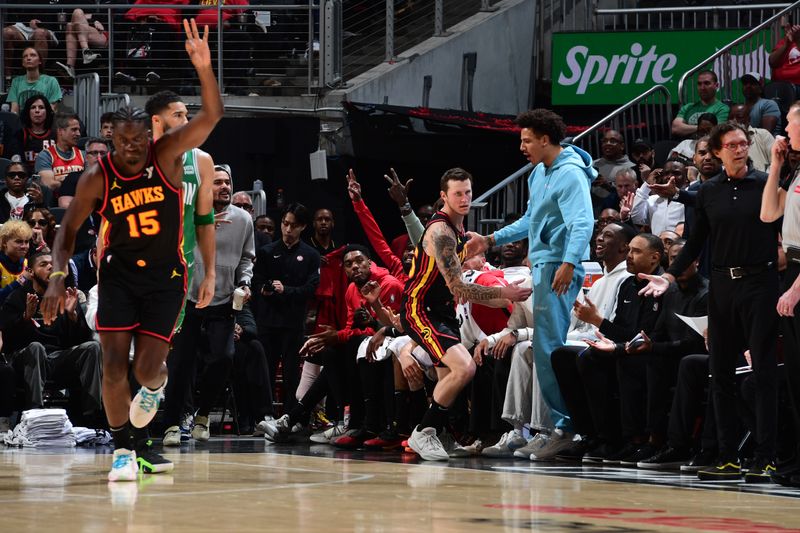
[351,198,407,282]
[313,245,348,333]
[125,0,190,31]
[337,264,404,344]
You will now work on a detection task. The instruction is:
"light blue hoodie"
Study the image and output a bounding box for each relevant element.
[493,144,597,266]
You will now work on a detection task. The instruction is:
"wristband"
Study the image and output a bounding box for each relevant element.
[49,270,67,280]
[194,211,215,226]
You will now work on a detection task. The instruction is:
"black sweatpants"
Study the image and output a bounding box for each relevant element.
[165,302,236,426]
[780,262,800,462]
[708,269,779,461]
[260,327,305,413]
[667,353,717,452]
[617,353,679,440]
[233,338,274,425]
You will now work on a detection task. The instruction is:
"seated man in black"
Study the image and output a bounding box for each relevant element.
[553,233,664,464]
[1,251,102,425]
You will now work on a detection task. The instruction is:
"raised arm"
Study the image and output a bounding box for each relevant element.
[426,222,530,303]
[194,151,217,308]
[155,19,224,188]
[761,136,789,223]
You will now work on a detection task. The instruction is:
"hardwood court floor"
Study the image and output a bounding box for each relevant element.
[2,438,800,532]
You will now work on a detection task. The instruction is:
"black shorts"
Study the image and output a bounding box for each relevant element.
[96,256,187,342]
[400,304,461,367]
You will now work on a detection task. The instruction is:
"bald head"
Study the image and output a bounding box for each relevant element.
[728,104,750,127]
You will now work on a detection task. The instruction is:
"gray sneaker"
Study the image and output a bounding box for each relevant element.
[450,439,484,457]
[162,425,181,447]
[408,426,449,461]
[253,416,276,437]
[264,414,303,441]
[191,416,210,441]
[482,430,528,457]
[513,432,550,458]
[310,421,346,444]
[530,429,581,461]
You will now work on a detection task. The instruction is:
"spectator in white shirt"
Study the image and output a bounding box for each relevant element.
[630,159,688,235]
[729,104,774,172]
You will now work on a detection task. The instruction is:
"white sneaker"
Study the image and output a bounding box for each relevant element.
[529,429,578,461]
[408,426,449,461]
[253,415,276,437]
[449,439,484,457]
[55,61,75,78]
[129,379,166,428]
[163,425,181,447]
[192,416,210,441]
[482,430,527,458]
[108,449,138,482]
[310,421,345,444]
[513,432,550,458]
[82,48,99,64]
[264,414,302,441]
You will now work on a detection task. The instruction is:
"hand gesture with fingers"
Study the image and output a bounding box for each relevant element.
[384,168,413,207]
[183,18,211,70]
[360,280,382,305]
[650,177,677,199]
[346,168,361,202]
[586,330,616,352]
[619,191,635,220]
[637,273,670,297]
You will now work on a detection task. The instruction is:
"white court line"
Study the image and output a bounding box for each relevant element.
[0,455,375,503]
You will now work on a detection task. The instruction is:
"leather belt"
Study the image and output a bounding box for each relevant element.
[712,262,773,280]
[787,246,800,265]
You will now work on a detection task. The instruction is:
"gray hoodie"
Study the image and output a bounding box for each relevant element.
[189,204,255,306]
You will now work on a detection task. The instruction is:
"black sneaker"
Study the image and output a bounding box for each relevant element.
[637,446,692,470]
[680,449,716,473]
[771,460,800,487]
[744,458,776,484]
[697,459,741,481]
[136,440,174,474]
[603,442,639,465]
[582,442,617,464]
[619,444,659,467]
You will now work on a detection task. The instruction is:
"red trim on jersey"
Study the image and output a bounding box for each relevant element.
[97,155,112,214]
[96,323,141,332]
[136,328,173,343]
[106,145,153,181]
[152,141,182,195]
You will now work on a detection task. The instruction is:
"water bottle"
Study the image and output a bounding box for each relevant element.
[276,187,285,208]
[253,179,263,192]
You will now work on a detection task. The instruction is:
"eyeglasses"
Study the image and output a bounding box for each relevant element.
[722,141,751,151]
[86,150,108,157]
[233,202,253,211]
[6,172,27,179]
[27,219,48,227]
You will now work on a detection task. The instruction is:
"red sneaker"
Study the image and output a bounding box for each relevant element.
[332,428,373,449]
[364,430,405,451]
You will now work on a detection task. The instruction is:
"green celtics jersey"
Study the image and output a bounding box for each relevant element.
[181,148,201,267]
[175,148,202,334]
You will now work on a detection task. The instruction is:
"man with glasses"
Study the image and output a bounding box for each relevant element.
[58,138,109,208]
[630,159,688,235]
[0,162,45,222]
[231,191,254,216]
[640,122,779,483]
[253,203,320,412]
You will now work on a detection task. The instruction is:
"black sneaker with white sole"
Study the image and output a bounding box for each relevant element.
[637,446,692,470]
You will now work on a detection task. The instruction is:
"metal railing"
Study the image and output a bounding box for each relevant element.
[74,72,100,135]
[468,85,672,233]
[678,1,800,106]
[595,3,792,32]
[535,2,796,84]
[342,0,491,81]
[0,2,325,97]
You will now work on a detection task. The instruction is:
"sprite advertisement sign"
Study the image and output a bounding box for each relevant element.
[552,30,758,105]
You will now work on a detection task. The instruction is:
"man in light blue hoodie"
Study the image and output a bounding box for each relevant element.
[468,109,596,458]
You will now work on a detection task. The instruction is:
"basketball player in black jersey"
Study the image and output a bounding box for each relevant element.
[41,19,223,482]
[400,168,531,460]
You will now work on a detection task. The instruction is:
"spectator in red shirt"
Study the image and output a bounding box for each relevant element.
[195,0,253,94]
[769,17,800,90]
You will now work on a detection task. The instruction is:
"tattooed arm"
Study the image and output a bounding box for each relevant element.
[425,222,504,302]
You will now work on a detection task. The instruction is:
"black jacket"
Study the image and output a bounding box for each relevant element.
[253,239,320,329]
[599,268,664,356]
[0,281,93,354]
[649,275,708,357]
